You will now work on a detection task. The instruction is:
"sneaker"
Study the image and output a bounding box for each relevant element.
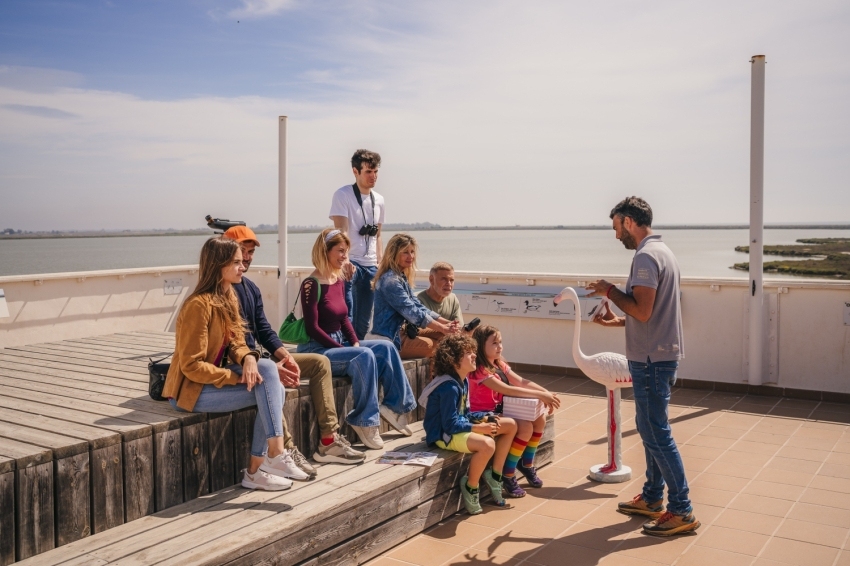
[349,424,384,450]
[516,462,543,488]
[481,469,506,507]
[642,511,701,536]
[502,475,527,498]
[617,494,664,518]
[379,405,413,436]
[459,475,483,515]
[241,468,292,491]
[260,450,310,481]
[313,433,367,464]
[289,447,317,478]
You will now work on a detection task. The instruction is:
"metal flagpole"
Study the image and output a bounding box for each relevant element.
[278,116,289,327]
[748,55,765,386]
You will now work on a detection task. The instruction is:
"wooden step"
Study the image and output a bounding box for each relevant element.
[16,421,555,566]
[0,332,431,564]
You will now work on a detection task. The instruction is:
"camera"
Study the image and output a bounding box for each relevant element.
[463,317,481,332]
[359,224,379,237]
[404,323,419,340]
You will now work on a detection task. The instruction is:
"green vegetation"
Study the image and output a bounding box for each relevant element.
[733,238,850,279]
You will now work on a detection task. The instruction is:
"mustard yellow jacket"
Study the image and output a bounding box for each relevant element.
[163,293,258,411]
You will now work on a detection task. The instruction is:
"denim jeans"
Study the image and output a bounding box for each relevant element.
[344,261,378,340]
[629,359,692,515]
[170,358,283,457]
[297,331,417,427]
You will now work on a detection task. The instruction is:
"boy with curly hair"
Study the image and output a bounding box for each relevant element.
[419,334,517,515]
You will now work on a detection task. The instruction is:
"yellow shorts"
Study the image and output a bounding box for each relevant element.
[435,432,472,454]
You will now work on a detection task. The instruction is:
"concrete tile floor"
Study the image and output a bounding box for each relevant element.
[369,375,850,566]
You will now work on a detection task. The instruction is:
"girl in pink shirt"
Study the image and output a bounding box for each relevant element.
[469,325,561,497]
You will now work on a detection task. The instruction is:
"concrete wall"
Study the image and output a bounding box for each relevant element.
[2,266,849,393]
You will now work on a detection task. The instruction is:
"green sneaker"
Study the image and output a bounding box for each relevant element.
[459,475,483,515]
[642,511,700,537]
[481,469,506,507]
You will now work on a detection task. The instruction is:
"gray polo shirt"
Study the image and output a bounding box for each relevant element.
[624,234,684,362]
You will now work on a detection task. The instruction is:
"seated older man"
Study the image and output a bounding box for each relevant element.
[417,262,464,325]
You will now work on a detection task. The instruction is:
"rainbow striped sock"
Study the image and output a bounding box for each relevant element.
[521,431,543,467]
[502,437,528,478]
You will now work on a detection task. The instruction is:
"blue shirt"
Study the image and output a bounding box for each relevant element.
[422,374,474,446]
[371,270,440,348]
[233,276,284,354]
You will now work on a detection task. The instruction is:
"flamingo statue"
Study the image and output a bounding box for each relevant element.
[553,286,632,483]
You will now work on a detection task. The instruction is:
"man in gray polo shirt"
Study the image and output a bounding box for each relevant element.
[587,196,698,537]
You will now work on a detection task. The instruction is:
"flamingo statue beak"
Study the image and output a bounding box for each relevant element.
[553,287,569,306]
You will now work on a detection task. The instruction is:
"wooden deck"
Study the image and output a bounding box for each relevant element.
[0,331,443,564]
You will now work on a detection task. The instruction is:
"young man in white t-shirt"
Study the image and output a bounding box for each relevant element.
[329,149,386,339]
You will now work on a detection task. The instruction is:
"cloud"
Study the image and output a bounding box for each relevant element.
[227,0,296,19]
[2,104,78,119]
[1,1,848,231]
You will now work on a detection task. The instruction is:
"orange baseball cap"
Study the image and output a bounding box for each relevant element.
[223,225,261,247]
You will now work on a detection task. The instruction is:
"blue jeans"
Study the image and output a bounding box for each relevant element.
[297,331,417,427]
[344,262,378,340]
[170,358,283,457]
[629,359,692,515]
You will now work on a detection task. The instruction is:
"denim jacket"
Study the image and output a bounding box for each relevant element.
[372,270,439,348]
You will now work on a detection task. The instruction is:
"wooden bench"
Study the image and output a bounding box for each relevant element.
[15,417,554,566]
[0,332,431,564]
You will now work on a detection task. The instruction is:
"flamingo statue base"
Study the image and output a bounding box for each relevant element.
[588,388,632,483]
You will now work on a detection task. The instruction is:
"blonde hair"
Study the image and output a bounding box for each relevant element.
[311,228,352,280]
[189,237,246,339]
[373,233,418,288]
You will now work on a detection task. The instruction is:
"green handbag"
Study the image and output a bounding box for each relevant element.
[278,277,321,344]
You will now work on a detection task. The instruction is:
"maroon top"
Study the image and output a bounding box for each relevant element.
[300,277,359,348]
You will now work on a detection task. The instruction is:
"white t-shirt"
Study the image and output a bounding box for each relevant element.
[329,184,385,266]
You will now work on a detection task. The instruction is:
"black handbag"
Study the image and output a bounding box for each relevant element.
[148,354,171,401]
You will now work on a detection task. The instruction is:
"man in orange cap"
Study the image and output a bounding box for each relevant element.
[224,226,365,476]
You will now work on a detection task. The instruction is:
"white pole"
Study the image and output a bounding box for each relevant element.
[278,116,288,327]
[748,55,765,386]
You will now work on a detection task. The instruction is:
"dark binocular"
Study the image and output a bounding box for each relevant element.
[205,215,246,232]
[359,224,379,237]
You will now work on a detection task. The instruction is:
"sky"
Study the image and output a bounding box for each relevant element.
[0,0,848,231]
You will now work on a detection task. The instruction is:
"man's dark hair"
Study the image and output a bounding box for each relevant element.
[351,149,381,172]
[610,196,653,227]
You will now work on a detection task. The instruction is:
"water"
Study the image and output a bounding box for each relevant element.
[1,229,848,280]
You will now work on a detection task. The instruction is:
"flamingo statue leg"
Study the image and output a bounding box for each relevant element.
[588,388,632,483]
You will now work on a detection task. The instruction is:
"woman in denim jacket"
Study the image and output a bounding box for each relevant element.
[368,233,459,359]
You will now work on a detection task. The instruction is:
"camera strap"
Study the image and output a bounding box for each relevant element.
[351,184,376,246]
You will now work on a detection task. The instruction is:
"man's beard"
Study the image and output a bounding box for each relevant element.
[620,233,637,250]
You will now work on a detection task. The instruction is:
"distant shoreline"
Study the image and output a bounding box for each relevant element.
[2,223,850,240]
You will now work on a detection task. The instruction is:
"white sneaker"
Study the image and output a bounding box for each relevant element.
[349,424,384,450]
[260,449,310,481]
[380,405,413,436]
[241,468,292,491]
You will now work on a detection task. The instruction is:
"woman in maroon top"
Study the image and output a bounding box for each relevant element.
[296,229,417,450]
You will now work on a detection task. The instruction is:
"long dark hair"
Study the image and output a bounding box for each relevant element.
[472,324,501,373]
[188,237,245,338]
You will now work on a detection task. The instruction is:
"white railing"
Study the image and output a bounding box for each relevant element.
[2,266,849,393]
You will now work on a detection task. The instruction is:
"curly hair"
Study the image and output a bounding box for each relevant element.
[433,333,478,376]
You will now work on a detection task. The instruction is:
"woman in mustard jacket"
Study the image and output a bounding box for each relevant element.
[163,237,305,490]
